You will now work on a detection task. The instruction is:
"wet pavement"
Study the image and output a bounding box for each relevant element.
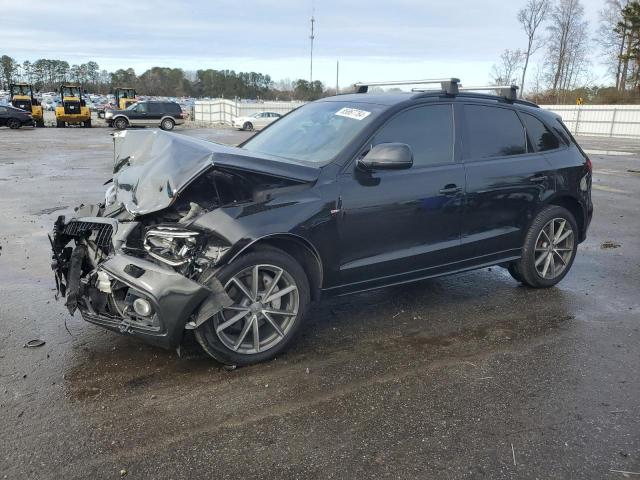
[0,126,639,479]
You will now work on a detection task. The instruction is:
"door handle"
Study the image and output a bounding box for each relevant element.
[439,184,462,195]
[529,175,547,183]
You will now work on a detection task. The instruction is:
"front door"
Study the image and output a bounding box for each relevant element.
[335,103,465,291]
[128,103,149,125]
[460,104,556,260]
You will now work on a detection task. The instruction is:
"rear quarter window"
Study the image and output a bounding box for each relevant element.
[166,103,181,114]
[521,113,560,152]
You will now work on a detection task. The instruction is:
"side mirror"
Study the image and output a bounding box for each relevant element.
[358,143,413,170]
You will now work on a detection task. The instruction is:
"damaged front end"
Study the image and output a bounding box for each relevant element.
[49,209,231,348]
[50,130,317,350]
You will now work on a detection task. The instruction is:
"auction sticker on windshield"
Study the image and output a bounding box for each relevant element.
[335,107,371,120]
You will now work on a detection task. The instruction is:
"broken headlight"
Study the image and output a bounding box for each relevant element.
[143,226,201,266]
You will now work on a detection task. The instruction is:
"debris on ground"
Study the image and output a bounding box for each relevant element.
[120,469,128,477]
[601,240,622,249]
[609,469,640,476]
[24,339,46,348]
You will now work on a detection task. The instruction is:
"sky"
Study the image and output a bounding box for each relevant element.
[1,0,609,90]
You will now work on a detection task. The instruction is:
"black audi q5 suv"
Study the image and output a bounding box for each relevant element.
[50,78,592,365]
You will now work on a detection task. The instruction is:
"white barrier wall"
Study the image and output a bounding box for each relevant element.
[194,99,306,125]
[195,99,640,139]
[540,105,640,138]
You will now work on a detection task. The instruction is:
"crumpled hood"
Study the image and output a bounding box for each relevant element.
[112,130,320,215]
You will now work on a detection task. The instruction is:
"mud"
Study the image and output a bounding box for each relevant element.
[1,126,639,479]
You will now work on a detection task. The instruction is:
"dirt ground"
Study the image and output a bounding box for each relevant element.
[0,124,639,479]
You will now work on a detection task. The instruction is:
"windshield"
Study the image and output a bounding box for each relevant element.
[62,86,80,97]
[11,85,32,96]
[242,101,385,164]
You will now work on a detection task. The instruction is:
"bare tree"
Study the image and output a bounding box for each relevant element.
[490,49,525,85]
[545,0,590,101]
[517,0,550,97]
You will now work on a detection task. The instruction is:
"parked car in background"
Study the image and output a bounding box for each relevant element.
[0,105,35,128]
[232,111,281,131]
[105,100,185,130]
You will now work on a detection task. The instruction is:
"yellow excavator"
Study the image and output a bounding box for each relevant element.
[10,83,44,127]
[55,84,91,128]
[115,87,137,109]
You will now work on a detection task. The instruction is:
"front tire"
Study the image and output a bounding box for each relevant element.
[160,118,175,130]
[7,119,21,129]
[194,248,310,365]
[114,117,128,130]
[513,205,578,288]
[243,121,254,131]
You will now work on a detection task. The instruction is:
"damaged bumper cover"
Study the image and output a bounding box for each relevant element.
[51,215,231,349]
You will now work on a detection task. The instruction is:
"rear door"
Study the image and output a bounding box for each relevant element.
[336,103,465,289]
[147,102,164,124]
[460,104,555,260]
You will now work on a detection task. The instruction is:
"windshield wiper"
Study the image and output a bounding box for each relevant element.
[113,155,131,174]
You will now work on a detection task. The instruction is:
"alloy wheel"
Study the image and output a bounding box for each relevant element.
[534,217,575,280]
[214,264,299,355]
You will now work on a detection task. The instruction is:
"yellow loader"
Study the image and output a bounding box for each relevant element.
[55,84,91,128]
[10,83,44,127]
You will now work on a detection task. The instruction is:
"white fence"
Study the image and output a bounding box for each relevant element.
[193,99,640,139]
[540,105,640,138]
[194,99,306,126]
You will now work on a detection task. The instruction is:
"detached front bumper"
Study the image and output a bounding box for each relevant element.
[85,254,210,348]
[50,215,225,349]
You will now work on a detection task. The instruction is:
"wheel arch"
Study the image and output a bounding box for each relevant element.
[112,114,129,125]
[545,194,586,242]
[228,234,323,301]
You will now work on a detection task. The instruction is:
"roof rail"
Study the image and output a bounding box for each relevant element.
[458,85,519,101]
[354,78,460,95]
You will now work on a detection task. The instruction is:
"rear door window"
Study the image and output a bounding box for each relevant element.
[521,113,560,152]
[371,104,454,167]
[463,105,526,159]
[148,103,162,114]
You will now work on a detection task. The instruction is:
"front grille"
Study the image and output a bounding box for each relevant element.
[64,221,113,248]
[14,100,32,112]
[64,101,81,115]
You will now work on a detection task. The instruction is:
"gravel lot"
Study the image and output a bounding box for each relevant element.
[1,125,639,479]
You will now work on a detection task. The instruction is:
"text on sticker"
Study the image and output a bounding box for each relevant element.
[335,107,371,120]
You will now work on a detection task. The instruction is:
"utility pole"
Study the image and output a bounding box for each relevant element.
[309,11,315,84]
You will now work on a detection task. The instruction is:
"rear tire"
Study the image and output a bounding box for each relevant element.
[243,122,253,131]
[160,118,175,131]
[7,119,21,129]
[114,117,128,130]
[84,119,92,128]
[194,248,310,366]
[36,119,45,128]
[513,205,578,288]
[56,120,65,128]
